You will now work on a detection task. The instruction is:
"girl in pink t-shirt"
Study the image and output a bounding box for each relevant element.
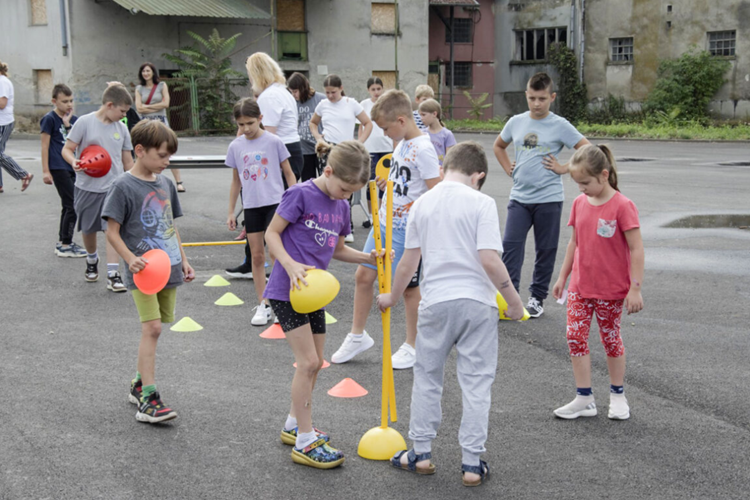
[551,144,644,421]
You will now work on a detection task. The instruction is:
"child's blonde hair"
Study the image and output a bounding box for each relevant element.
[569,144,619,192]
[327,140,370,186]
[415,84,435,100]
[418,98,444,126]
[370,89,413,123]
[246,52,286,95]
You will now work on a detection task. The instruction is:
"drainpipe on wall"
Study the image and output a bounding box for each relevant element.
[449,6,455,119]
[394,0,399,89]
[59,0,68,56]
[569,0,576,49]
[270,0,276,59]
[579,0,585,82]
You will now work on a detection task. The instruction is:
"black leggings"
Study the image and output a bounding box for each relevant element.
[268,299,326,334]
[50,169,77,244]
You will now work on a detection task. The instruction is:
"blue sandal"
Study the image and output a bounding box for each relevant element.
[462,460,489,486]
[390,449,436,475]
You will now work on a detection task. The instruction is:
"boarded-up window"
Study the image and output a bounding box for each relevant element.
[277,0,305,32]
[373,71,397,90]
[371,3,396,35]
[34,69,53,103]
[30,0,47,25]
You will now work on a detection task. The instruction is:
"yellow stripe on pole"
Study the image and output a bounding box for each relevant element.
[369,181,388,429]
[385,180,397,423]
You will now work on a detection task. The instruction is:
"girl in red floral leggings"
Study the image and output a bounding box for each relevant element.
[552,144,644,421]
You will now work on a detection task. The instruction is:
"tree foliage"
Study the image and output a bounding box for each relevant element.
[548,43,588,124]
[462,91,493,120]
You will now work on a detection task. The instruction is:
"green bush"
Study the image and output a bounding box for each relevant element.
[548,43,588,123]
[644,49,731,122]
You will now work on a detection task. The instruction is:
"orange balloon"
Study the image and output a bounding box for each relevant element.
[133,249,172,295]
[79,145,112,178]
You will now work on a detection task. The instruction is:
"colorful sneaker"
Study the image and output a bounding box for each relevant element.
[136,391,178,423]
[85,259,99,282]
[55,242,62,254]
[291,438,345,469]
[56,243,87,258]
[331,331,375,364]
[107,272,127,292]
[129,379,143,405]
[280,427,330,446]
[526,297,544,318]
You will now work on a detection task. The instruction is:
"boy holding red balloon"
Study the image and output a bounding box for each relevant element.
[102,120,194,423]
[62,84,134,292]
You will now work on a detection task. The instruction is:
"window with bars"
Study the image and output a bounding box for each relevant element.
[445,18,473,44]
[445,62,472,88]
[514,27,567,61]
[610,37,634,62]
[708,30,736,56]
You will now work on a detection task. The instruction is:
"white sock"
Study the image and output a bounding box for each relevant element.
[296,430,317,449]
[284,415,298,431]
[107,263,119,277]
[349,332,364,339]
[87,252,98,264]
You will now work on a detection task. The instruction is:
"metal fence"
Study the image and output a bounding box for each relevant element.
[163,77,249,135]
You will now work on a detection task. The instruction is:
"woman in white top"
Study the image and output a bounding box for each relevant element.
[359,77,393,227]
[135,62,185,192]
[246,52,303,180]
[0,60,33,192]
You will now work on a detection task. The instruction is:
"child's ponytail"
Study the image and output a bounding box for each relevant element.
[570,144,620,192]
[323,74,345,96]
[233,97,265,130]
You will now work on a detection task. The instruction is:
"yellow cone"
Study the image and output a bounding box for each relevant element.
[496,292,531,321]
[215,292,244,306]
[357,426,407,460]
[325,311,337,324]
[170,317,204,332]
[204,275,231,287]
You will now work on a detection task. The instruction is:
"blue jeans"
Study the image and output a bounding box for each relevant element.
[501,200,563,301]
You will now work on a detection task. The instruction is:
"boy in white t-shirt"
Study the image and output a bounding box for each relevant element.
[331,89,440,370]
[377,141,524,486]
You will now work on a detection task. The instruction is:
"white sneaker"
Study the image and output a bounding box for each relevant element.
[331,331,374,363]
[344,233,354,243]
[251,303,272,326]
[553,395,597,419]
[391,343,416,370]
[608,393,630,420]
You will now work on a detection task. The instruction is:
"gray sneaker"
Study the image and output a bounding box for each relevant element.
[56,243,87,258]
[107,272,127,292]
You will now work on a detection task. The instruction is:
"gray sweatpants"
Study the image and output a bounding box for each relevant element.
[408,298,498,467]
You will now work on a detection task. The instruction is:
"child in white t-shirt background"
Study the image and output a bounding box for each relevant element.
[309,74,373,242]
[418,98,456,167]
[359,77,393,228]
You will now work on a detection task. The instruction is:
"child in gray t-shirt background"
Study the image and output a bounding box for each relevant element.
[62,83,134,292]
[102,119,194,424]
[492,72,590,318]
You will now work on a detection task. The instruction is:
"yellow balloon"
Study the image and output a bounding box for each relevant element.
[290,269,341,314]
[375,153,392,181]
[496,291,531,321]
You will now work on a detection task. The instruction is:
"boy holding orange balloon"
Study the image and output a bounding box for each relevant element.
[377,142,523,486]
[102,120,194,424]
[62,84,135,291]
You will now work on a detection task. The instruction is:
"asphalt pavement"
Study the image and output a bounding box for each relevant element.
[1,134,749,499]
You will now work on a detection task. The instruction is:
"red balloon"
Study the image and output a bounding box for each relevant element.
[133,249,172,295]
[79,145,112,178]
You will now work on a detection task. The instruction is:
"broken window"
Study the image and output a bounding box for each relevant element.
[708,30,736,57]
[514,27,567,61]
[445,18,473,44]
[609,37,634,62]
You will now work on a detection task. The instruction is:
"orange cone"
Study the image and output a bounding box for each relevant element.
[294,360,330,369]
[259,323,286,339]
[328,378,368,398]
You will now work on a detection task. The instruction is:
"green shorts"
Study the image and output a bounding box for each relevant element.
[131,287,177,323]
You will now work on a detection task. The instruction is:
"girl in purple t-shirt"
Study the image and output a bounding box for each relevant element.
[263,141,380,469]
[226,98,297,327]
[418,99,457,167]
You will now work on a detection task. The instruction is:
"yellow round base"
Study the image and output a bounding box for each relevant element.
[357,426,407,461]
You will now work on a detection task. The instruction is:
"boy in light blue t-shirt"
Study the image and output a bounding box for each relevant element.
[493,72,590,318]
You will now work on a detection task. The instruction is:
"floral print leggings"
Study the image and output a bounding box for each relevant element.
[566,291,625,357]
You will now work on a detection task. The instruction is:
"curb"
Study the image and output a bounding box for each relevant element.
[450,129,750,143]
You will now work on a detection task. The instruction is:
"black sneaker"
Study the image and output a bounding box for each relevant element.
[225,261,253,279]
[136,391,177,423]
[129,379,143,405]
[107,272,127,293]
[527,297,544,318]
[85,259,99,282]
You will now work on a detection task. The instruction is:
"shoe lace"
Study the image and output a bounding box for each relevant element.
[528,297,541,309]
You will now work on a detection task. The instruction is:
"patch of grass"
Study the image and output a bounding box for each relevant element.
[445,118,750,141]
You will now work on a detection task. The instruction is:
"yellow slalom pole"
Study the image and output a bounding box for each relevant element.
[368,181,388,429]
[384,181,397,423]
[182,241,246,247]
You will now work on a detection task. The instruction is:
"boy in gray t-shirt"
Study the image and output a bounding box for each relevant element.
[62,84,134,291]
[493,73,589,318]
[102,119,194,424]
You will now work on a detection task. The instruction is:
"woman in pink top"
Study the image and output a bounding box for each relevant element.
[551,144,644,421]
